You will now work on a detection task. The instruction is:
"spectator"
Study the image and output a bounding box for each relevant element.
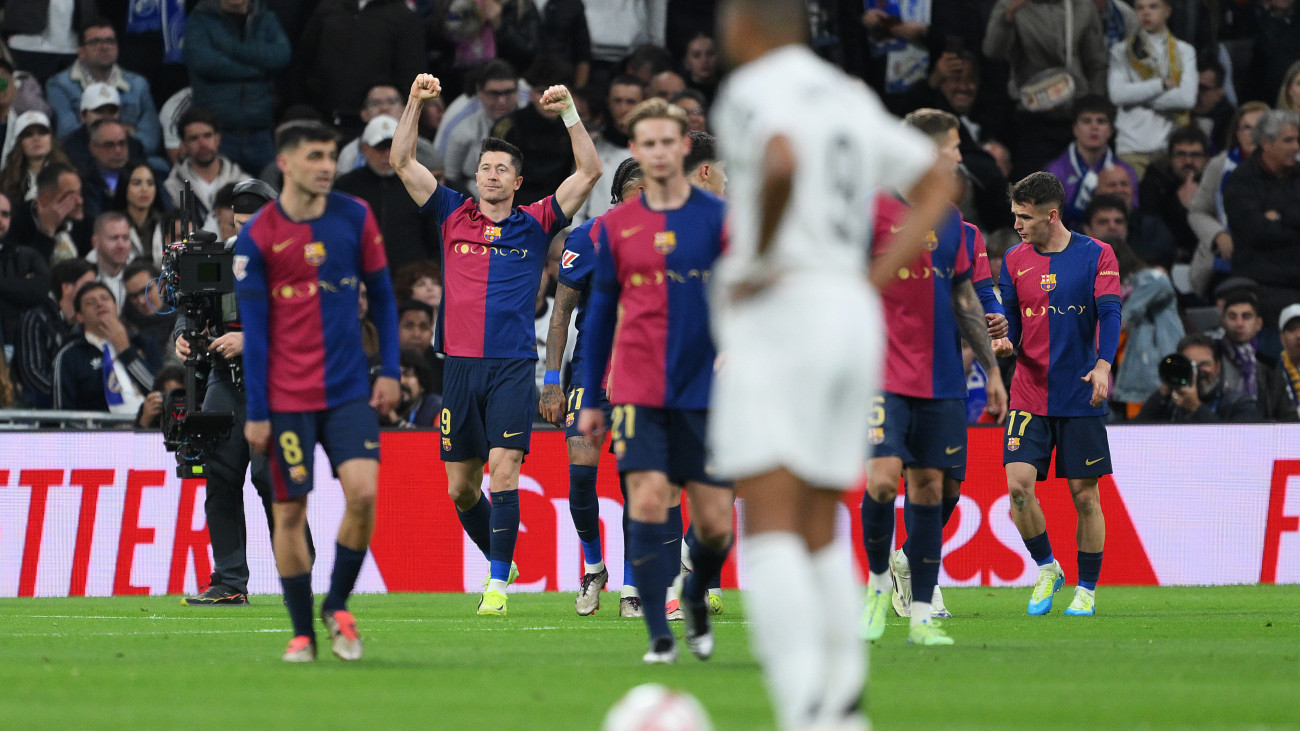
[45,20,163,161]
[0,111,72,203]
[184,0,291,174]
[0,191,50,354]
[670,89,708,133]
[1187,101,1269,298]
[0,341,14,407]
[622,43,674,84]
[647,69,686,101]
[1279,60,1300,114]
[77,118,132,222]
[1082,194,1185,417]
[121,261,174,365]
[1278,303,1300,419]
[337,84,443,177]
[444,59,521,197]
[439,0,541,74]
[1094,163,1178,270]
[1246,0,1300,105]
[537,0,592,89]
[1138,125,1208,262]
[296,0,426,136]
[0,57,56,164]
[577,74,643,222]
[212,182,238,241]
[1215,288,1297,421]
[8,162,90,263]
[983,0,1109,178]
[1045,94,1139,229]
[85,211,133,309]
[335,115,444,271]
[1194,53,1235,153]
[109,161,168,264]
[586,4,666,86]
[492,55,577,206]
[157,86,191,165]
[395,297,444,397]
[1106,0,1197,177]
[61,83,153,176]
[1135,333,1262,422]
[52,280,154,413]
[680,32,718,104]
[1,0,89,85]
[381,348,442,428]
[393,260,443,314]
[16,257,94,407]
[420,94,447,142]
[135,364,184,429]
[162,107,248,230]
[1221,109,1300,322]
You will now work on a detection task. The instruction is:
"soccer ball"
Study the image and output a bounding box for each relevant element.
[602,683,714,731]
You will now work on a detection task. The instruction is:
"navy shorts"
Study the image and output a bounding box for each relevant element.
[440,356,536,462]
[563,382,612,440]
[269,397,380,502]
[1002,410,1112,481]
[869,393,967,471]
[611,405,729,487]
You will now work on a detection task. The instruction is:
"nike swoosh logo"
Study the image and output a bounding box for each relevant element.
[1085,457,1105,466]
[922,558,942,564]
[272,238,294,253]
[492,528,508,533]
[889,224,904,233]
[503,431,523,438]
[632,556,653,567]
[945,445,963,455]
[1017,267,1034,276]
[364,440,380,449]
[621,225,644,238]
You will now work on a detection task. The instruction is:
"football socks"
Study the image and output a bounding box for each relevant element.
[489,490,520,583]
[909,503,942,606]
[860,494,895,575]
[1078,550,1103,591]
[280,571,315,639]
[456,491,493,558]
[1024,531,1055,567]
[568,465,603,567]
[629,519,675,642]
[321,543,365,613]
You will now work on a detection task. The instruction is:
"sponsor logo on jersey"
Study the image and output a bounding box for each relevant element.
[923,229,939,251]
[453,243,527,259]
[289,465,308,484]
[625,268,712,287]
[484,225,502,243]
[1007,437,1020,451]
[233,255,248,281]
[1040,273,1057,291]
[561,250,580,269]
[1021,304,1089,318]
[1099,269,1120,277]
[273,283,318,300]
[653,231,677,254]
[304,242,327,267]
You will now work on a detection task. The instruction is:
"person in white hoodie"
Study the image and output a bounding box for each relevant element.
[1107,0,1196,178]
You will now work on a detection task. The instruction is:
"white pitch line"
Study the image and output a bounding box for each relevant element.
[6,628,285,638]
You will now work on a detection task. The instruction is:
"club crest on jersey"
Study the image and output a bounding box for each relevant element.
[233,255,248,281]
[1040,273,1057,291]
[565,413,575,427]
[304,242,327,267]
[868,428,884,446]
[1007,437,1021,451]
[484,225,503,243]
[923,229,939,251]
[289,465,308,484]
[561,250,580,269]
[441,436,452,451]
[653,231,676,254]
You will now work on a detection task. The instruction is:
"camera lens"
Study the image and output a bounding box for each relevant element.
[1158,353,1195,387]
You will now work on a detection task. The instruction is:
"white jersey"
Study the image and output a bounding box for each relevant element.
[711,44,935,292]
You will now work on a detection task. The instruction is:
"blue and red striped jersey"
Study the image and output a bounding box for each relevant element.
[234,192,400,421]
[962,221,1005,319]
[421,186,567,359]
[873,196,972,400]
[558,216,600,379]
[582,188,727,410]
[999,232,1122,417]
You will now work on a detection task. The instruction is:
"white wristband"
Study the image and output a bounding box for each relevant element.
[560,102,581,128]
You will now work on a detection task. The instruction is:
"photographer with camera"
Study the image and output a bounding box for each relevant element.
[173,178,313,606]
[1135,334,1261,423]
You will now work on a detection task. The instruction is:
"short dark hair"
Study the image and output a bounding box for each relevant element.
[1221,288,1261,316]
[94,210,130,236]
[214,182,238,210]
[275,120,340,153]
[477,59,518,89]
[400,348,436,395]
[73,281,114,312]
[1083,193,1129,227]
[398,300,435,320]
[1072,93,1116,125]
[50,259,95,298]
[478,137,524,176]
[124,261,159,282]
[684,130,718,175]
[36,163,78,196]
[79,19,115,45]
[608,74,646,94]
[718,0,808,41]
[177,106,221,138]
[670,89,707,110]
[1198,52,1225,88]
[393,261,442,303]
[903,108,960,142]
[610,158,643,204]
[624,44,674,78]
[1167,125,1208,154]
[1177,333,1219,360]
[1009,172,1065,209]
[152,365,186,393]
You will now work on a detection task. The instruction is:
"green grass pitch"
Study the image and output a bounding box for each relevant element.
[3,586,1298,730]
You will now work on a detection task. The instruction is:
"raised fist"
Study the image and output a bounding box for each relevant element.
[539,85,573,113]
[410,74,442,102]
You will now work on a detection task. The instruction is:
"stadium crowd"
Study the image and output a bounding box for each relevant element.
[0,0,1297,426]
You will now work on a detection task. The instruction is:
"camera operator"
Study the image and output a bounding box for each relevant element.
[1135,334,1262,423]
[173,179,313,606]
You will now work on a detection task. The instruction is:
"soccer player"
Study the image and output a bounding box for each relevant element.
[539,158,646,617]
[860,109,1008,646]
[998,171,1120,617]
[709,0,958,726]
[392,73,602,616]
[578,98,730,665]
[235,120,402,662]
